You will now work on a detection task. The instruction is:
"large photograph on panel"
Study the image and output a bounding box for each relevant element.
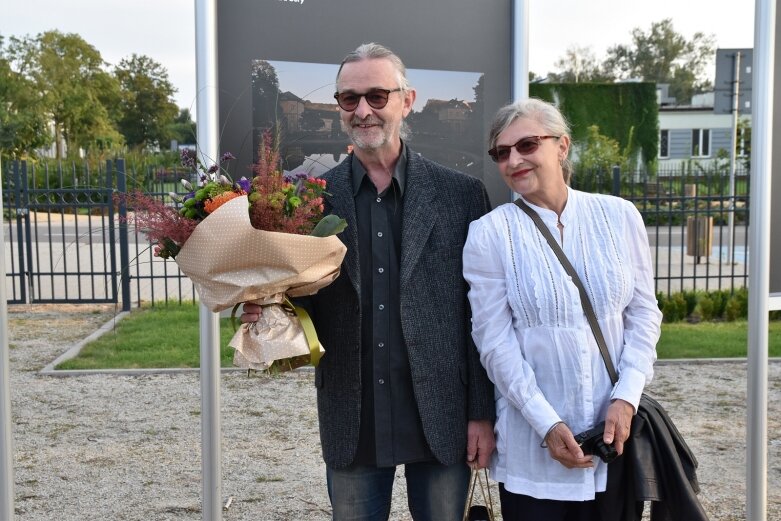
[217,0,512,207]
[251,59,484,178]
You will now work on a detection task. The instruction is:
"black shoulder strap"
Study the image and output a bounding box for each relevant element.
[513,198,619,385]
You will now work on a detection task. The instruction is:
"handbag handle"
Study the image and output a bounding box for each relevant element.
[462,467,495,521]
[513,199,619,385]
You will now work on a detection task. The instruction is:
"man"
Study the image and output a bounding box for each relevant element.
[244,43,495,521]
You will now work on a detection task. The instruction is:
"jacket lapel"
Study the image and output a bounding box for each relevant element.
[324,160,360,294]
[400,152,436,286]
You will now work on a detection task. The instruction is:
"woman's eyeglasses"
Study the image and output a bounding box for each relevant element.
[333,88,402,111]
[488,135,559,163]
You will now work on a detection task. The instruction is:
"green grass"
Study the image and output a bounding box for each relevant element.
[657,320,781,359]
[56,305,781,370]
[56,303,236,370]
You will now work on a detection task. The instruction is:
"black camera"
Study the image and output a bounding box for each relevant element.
[573,421,618,463]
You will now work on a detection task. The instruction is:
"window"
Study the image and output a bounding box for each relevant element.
[691,129,710,157]
[659,129,669,158]
[737,126,748,157]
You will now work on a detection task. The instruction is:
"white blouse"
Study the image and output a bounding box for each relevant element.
[463,187,662,501]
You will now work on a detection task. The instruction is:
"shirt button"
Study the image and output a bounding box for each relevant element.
[378,379,385,385]
[377,232,383,237]
[376,197,382,203]
[378,342,384,348]
[378,268,384,273]
[378,304,385,310]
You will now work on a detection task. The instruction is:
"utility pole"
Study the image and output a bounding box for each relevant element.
[728,51,741,266]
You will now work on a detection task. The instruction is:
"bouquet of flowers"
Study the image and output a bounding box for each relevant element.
[121,131,347,371]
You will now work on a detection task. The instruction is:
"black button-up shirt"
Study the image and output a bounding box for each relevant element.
[350,147,433,467]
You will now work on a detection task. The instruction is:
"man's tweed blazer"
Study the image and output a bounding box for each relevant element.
[309,149,496,469]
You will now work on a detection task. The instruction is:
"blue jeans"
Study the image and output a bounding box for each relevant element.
[326,460,470,521]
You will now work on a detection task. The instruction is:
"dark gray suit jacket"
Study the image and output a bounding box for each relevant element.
[310,149,496,469]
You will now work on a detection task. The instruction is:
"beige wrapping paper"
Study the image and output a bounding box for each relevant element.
[230,298,323,371]
[174,194,346,370]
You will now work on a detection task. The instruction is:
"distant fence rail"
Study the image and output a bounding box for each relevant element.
[3,160,750,307]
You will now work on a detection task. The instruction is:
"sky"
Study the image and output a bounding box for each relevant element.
[1,0,756,112]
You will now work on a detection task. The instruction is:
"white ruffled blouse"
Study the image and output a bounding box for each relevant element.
[463,187,662,501]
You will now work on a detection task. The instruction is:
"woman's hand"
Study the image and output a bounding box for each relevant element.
[544,422,594,469]
[240,303,262,323]
[603,399,634,455]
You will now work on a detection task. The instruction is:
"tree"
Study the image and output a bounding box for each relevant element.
[114,54,179,150]
[603,19,716,104]
[550,45,612,83]
[576,125,631,173]
[168,108,197,146]
[7,31,122,158]
[0,35,50,157]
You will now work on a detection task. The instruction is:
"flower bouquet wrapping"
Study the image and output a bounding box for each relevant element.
[122,132,346,371]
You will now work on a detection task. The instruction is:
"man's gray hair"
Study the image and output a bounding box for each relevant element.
[488,98,573,182]
[336,42,411,92]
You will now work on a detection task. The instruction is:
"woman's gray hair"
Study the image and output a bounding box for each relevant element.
[488,98,573,183]
[335,42,413,141]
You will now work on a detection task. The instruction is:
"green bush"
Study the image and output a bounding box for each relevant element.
[661,293,688,322]
[659,287,754,323]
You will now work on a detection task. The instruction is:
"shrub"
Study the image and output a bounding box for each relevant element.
[662,293,688,322]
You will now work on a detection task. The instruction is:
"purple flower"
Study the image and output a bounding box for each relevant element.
[220,152,236,163]
[180,149,197,170]
[236,177,251,193]
[207,164,219,174]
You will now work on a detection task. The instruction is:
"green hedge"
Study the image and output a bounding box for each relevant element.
[657,288,781,322]
[529,82,658,167]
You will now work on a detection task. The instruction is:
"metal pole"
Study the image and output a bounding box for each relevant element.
[1,159,16,519]
[510,0,529,202]
[747,1,774,519]
[727,51,741,266]
[194,1,222,519]
[511,0,529,101]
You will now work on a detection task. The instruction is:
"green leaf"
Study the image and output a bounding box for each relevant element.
[310,214,348,237]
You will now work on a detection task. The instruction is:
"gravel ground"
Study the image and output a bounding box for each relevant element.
[5,304,781,520]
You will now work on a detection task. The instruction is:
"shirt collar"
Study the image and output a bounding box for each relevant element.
[351,142,408,196]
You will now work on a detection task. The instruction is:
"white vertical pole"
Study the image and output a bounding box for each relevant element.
[194,1,222,519]
[511,0,529,102]
[0,160,16,520]
[510,0,530,203]
[748,1,774,520]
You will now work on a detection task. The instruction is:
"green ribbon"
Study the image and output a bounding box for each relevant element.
[285,297,322,367]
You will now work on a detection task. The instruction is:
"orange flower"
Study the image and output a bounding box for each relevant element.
[204,190,246,214]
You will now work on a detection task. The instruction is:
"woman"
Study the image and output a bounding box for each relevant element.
[462,98,662,520]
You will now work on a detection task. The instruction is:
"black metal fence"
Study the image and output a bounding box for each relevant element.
[572,165,750,296]
[2,159,750,307]
[2,159,195,309]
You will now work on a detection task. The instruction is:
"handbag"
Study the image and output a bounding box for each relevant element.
[462,467,495,521]
[514,198,709,520]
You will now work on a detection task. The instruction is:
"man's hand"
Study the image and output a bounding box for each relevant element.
[544,422,594,469]
[603,399,634,455]
[466,420,495,469]
[240,303,262,323]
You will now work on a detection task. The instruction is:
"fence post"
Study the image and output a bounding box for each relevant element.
[612,165,621,196]
[10,161,27,304]
[115,159,131,312]
[18,162,33,303]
